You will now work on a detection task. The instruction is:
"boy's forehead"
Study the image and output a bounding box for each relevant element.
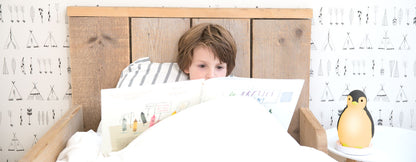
[193,48,226,63]
[193,46,214,56]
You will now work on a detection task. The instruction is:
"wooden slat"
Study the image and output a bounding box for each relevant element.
[69,17,130,131]
[20,105,83,162]
[299,107,328,153]
[193,19,251,78]
[67,7,312,19]
[131,18,190,62]
[252,19,311,142]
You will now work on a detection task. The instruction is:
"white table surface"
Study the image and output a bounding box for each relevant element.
[326,126,416,162]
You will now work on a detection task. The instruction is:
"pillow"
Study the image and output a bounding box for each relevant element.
[116,57,189,88]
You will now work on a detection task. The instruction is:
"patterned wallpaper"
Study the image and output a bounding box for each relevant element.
[0,0,415,161]
[309,5,416,130]
[0,1,72,161]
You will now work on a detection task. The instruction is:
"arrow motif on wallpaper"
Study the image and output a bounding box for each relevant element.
[0,4,4,22]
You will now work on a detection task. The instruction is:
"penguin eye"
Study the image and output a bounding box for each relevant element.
[360,99,363,102]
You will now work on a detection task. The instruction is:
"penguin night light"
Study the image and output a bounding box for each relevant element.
[337,90,374,149]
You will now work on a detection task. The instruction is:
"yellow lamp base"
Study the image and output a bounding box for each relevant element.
[335,140,373,155]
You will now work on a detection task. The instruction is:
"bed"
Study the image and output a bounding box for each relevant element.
[20,7,328,162]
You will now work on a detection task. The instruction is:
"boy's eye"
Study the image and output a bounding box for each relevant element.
[198,64,206,68]
[216,66,224,70]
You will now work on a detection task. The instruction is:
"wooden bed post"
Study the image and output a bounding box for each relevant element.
[300,107,328,153]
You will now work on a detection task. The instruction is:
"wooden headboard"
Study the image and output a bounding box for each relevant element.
[68,7,312,142]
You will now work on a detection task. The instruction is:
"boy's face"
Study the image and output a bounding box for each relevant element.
[184,46,227,80]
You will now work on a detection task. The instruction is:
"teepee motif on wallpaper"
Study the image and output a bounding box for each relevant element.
[63,35,70,48]
[8,133,24,152]
[47,86,59,101]
[26,30,40,48]
[339,84,350,101]
[395,85,408,102]
[359,34,373,50]
[32,134,38,147]
[378,31,394,50]
[320,82,335,102]
[374,85,390,102]
[27,83,43,101]
[63,82,72,100]
[8,81,23,101]
[342,32,355,50]
[43,32,58,48]
[398,34,410,50]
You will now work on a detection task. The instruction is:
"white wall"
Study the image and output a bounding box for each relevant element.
[0,0,415,161]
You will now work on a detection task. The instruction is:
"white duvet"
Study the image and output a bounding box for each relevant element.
[58,96,335,162]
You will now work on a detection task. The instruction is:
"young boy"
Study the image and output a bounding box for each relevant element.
[177,23,237,80]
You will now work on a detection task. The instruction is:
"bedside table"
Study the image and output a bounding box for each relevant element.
[326,126,416,162]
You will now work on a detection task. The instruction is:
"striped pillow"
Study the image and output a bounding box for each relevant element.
[116,57,189,88]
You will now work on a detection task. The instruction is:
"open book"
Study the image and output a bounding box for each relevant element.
[100,77,304,155]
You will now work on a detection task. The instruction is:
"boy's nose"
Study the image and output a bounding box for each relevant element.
[206,68,215,79]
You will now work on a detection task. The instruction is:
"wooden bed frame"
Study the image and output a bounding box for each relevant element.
[21,7,327,162]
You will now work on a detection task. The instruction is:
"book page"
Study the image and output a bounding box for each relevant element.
[201,77,304,130]
[101,77,303,155]
[100,79,203,155]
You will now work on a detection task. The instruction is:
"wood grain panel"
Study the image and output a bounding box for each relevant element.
[193,19,251,77]
[252,19,311,142]
[69,17,130,131]
[132,18,190,62]
[68,7,313,19]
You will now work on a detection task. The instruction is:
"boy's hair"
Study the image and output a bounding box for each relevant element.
[177,23,237,76]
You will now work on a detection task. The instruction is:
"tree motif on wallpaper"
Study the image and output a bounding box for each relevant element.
[4,28,19,49]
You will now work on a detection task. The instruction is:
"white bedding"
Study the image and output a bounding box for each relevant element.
[58,97,335,162]
[57,130,102,162]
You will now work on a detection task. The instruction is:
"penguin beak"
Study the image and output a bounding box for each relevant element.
[352,101,358,105]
